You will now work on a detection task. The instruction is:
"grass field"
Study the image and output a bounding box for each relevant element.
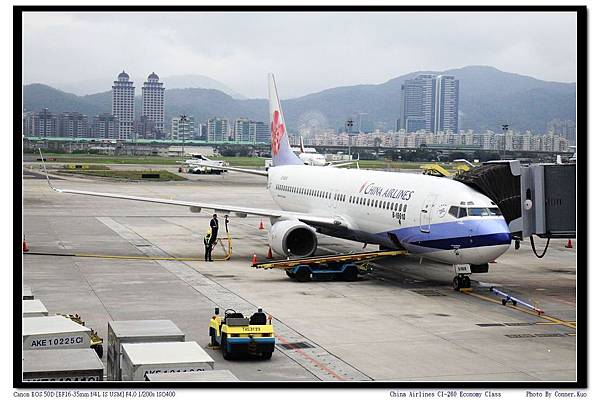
[57,169,186,181]
[38,154,425,169]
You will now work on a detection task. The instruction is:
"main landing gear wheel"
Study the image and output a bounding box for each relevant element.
[453,275,471,291]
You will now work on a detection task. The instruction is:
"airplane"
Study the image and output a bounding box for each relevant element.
[179,153,228,174]
[40,74,511,289]
[265,136,356,168]
[294,137,327,166]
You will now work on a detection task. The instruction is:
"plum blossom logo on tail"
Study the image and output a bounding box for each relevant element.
[271,110,285,155]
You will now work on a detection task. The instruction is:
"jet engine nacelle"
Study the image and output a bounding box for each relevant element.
[268,220,318,257]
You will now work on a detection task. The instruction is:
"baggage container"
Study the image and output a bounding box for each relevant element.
[121,342,214,381]
[23,316,91,350]
[23,286,34,300]
[107,320,185,381]
[23,299,48,318]
[145,369,239,382]
[23,349,104,381]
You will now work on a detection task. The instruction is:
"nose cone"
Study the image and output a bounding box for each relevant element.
[476,218,511,262]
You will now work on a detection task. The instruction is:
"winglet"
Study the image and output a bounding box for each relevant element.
[38,149,61,192]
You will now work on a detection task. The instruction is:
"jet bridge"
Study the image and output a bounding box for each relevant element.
[453,160,576,242]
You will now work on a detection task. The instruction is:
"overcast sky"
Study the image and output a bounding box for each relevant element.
[22,11,577,98]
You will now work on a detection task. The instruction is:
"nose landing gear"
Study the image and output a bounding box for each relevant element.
[452,264,472,291]
[452,274,471,290]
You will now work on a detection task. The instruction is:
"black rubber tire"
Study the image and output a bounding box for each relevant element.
[502,299,507,306]
[221,334,231,360]
[209,328,218,347]
[453,276,461,291]
[260,351,273,360]
[342,265,359,282]
[462,276,471,289]
[285,270,295,279]
[92,344,103,358]
[512,300,517,306]
[295,267,311,282]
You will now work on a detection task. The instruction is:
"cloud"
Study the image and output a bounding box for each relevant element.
[22,11,577,98]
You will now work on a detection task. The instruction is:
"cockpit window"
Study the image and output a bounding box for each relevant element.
[488,207,502,216]
[450,206,502,218]
[449,206,468,218]
[467,207,490,216]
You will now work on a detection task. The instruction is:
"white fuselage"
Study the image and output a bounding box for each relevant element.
[298,152,327,166]
[267,165,511,265]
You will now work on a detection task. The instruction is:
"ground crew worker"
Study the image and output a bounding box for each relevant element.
[204,230,213,262]
[210,214,219,246]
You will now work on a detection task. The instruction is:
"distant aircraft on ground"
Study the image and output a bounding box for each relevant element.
[41,74,511,289]
[265,136,356,168]
[179,153,227,174]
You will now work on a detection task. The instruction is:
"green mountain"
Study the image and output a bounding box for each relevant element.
[23,66,576,133]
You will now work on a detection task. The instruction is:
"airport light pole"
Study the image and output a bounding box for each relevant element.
[346,119,354,157]
[501,124,510,159]
[179,114,188,157]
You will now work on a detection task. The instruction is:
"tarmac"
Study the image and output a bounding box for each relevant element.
[21,166,578,382]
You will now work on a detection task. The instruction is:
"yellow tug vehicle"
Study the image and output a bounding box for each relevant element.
[209,308,275,360]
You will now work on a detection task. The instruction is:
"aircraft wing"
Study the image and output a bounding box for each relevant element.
[39,153,344,228]
[47,185,346,228]
[327,161,359,168]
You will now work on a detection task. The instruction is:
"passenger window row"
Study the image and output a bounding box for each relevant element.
[348,195,408,213]
[274,183,409,214]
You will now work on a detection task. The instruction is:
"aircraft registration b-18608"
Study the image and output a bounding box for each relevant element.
[40,74,511,289]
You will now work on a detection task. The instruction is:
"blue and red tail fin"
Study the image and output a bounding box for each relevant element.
[269,74,303,167]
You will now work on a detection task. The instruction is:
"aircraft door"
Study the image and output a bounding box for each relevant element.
[419,194,437,233]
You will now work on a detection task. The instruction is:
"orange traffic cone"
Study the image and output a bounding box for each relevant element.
[23,238,29,253]
[267,247,273,259]
[259,220,264,230]
[251,253,257,265]
[565,239,573,248]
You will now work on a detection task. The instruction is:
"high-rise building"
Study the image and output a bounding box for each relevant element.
[23,108,58,137]
[434,76,459,134]
[58,112,89,138]
[251,121,270,144]
[141,72,165,135]
[234,118,252,142]
[547,119,576,144]
[207,118,230,142]
[170,116,196,141]
[398,74,459,134]
[91,113,119,139]
[398,75,433,132]
[112,70,135,140]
